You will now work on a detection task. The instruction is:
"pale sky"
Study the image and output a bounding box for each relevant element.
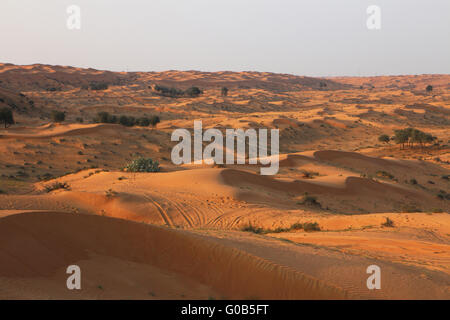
[0,0,449,76]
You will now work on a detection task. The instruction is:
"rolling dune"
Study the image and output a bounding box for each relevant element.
[0,211,345,299]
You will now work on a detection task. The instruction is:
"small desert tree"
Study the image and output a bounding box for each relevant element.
[221,87,229,97]
[185,86,202,97]
[150,115,160,128]
[137,117,150,127]
[378,134,390,144]
[426,85,433,93]
[119,115,135,127]
[393,129,409,149]
[51,110,65,122]
[0,107,14,128]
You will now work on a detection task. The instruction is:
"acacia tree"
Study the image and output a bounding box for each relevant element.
[0,107,14,128]
[393,129,409,149]
[393,128,437,149]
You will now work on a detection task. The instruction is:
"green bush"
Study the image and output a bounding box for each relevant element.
[123,157,160,172]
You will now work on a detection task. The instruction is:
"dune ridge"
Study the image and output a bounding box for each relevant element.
[0,211,347,299]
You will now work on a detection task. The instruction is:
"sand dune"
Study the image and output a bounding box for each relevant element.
[0,123,120,139]
[0,212,345,299]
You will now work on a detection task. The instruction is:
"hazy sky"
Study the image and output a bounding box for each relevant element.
[1,0,449,76]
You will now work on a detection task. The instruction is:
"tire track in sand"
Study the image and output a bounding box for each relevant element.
[143,194,174,227]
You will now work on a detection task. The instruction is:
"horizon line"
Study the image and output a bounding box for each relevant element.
[0,61,449,79]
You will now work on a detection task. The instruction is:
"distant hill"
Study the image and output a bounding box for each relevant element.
[329,74,450,91]
[0,63,132,92]
[0,63,350,92]
[0,87,36,114]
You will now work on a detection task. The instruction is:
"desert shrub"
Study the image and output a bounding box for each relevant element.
[123,157,160,172]
[45,182,70,192]
[290,223,304,230]
[241,222,320,234]
[303,222,321,232]
[0,107,14,128]
[137,117,150,127]
[437,190,450,200]
[409,178,418,185]
[301,170,319,179]
[95,112,118,124]
[241,225,264,234]
[153,84,202,98]
[51,110,65,122]
[426,85,433,92]
[95,112,112,123]
[90,82,109,91]
[119,115,136,127]
[150,115,160,128]
[76,117,84,123]
[378,134,390,144]
[154,85,184,97]
[376,171,395,180]
[298,194,321,207]
[105,189,118,198]
[381,217,394,227]
[47,87,61,92]
[185,86,202,97]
